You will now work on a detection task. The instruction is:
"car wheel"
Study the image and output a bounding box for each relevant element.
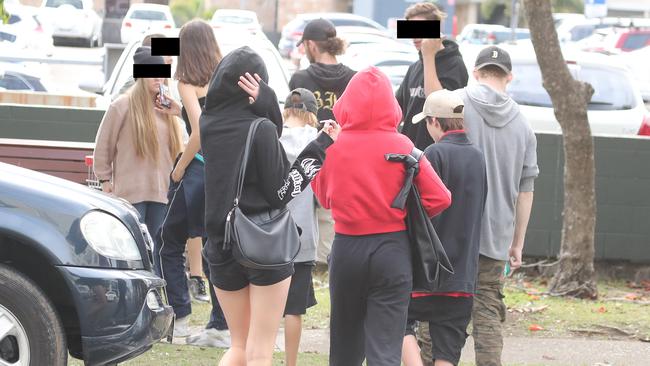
[0,264,67,366]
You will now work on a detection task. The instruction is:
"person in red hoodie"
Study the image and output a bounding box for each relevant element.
[311,66,452,365]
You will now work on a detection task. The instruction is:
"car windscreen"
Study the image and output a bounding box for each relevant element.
[508,63,636,110]
[494,30,530,43]
[45,0,83,9]
[130,10,167,21]
[214,15,254,24]
[622,33,650,50]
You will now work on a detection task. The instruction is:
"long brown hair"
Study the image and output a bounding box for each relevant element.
[175,19,222,87]
[127,79,183,161]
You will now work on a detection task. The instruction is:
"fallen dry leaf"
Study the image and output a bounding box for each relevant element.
[594,306,607,313]
[529,324,544,331]
[625,293,642,301]
[528,294,541,301]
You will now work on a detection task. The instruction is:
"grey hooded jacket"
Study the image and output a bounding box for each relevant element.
[456,84,539,261]
[279,125,319,263]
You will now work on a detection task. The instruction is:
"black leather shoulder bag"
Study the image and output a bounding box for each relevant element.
[386,147,454,292]
[223,118,301,269]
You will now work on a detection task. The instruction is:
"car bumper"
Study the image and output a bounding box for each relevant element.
[57,266,173,365]
[53,26,94,39]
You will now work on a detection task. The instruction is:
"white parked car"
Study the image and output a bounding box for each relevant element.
[506,50,649,135]
[0,4,54,56]
[39,0,102,47]
[121,3,175,44]
[82,30,290,110]
[210,9,262,35]
[296,26,411,69]
[619,46,650,102]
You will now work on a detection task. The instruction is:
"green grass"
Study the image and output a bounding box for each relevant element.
[502,279,650,339]
[70,344,329,365]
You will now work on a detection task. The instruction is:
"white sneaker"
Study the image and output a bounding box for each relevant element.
[173,315,192,338]
[186,328,231,348]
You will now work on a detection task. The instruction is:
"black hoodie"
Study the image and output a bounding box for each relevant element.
[396,40,469,150]
[199,47,333,262]
[289,63,356,122]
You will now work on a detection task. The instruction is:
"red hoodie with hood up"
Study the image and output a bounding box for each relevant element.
[311,67,452,236]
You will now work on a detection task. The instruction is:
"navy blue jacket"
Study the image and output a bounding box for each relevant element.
[424,131,487,293]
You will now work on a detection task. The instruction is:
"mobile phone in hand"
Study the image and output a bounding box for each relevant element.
[158,84,171,109]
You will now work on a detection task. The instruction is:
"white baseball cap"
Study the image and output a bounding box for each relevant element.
[412,89,464,124]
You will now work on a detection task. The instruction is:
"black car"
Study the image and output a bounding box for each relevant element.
[0,162,173,365]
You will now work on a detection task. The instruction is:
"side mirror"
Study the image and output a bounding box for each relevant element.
[78,77,104,95]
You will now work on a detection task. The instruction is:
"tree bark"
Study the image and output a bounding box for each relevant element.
[523,0,597,298]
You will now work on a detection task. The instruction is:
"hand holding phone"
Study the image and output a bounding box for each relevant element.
[158,84,171,109]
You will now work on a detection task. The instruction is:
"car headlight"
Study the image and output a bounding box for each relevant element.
[80,211,142,261]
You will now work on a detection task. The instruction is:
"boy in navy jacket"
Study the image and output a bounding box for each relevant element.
[402,89,487,366]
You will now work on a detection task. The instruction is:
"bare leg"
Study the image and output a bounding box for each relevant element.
[246,277,292,366]
[284,315,302,366]
[187,237,203,277]
[214,286,250,366]
[402,335,425,366]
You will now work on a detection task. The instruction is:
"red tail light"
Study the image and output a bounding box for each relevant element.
[164,24,172,29]
[638,114,650,136]
[125,22,132,28]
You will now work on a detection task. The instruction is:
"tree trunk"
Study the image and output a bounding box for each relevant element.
[523,0,597,298]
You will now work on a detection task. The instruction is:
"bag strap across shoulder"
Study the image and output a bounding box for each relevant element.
[234,118,267,205]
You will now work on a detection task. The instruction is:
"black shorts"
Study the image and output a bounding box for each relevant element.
[406,295,473,365]
[284,262,317,316]
[205,239,294,291]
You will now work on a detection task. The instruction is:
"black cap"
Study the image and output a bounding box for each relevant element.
[475,46,512,73]
[284,88,318,116]
[133,46,164,66]
[296,18,337,46]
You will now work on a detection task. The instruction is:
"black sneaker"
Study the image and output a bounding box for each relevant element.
[189,276,210,303]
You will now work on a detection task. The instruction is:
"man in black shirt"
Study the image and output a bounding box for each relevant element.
[289,18,356,122]
[396,2,469,150]
[289,18,356,266]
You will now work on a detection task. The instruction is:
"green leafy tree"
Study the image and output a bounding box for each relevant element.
[170,0,214,28]
[1,0,10,25]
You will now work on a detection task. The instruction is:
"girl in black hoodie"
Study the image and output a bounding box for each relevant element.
[199,46,337,366]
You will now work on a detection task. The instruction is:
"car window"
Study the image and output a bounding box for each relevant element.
[22,75,47,92]
[8,14,21,24]
[578,66,636,110]
[214,15,254,24]
[570,25,596,41]
[0,31,17,42]
[130,10,168,21]
[508,63,636,110]
[622,33,650,50]
[0,74,31,90]
[45,0,83,9]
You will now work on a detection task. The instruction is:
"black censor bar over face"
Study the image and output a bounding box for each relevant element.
[396,20,441,39]
[133,37,180,79]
